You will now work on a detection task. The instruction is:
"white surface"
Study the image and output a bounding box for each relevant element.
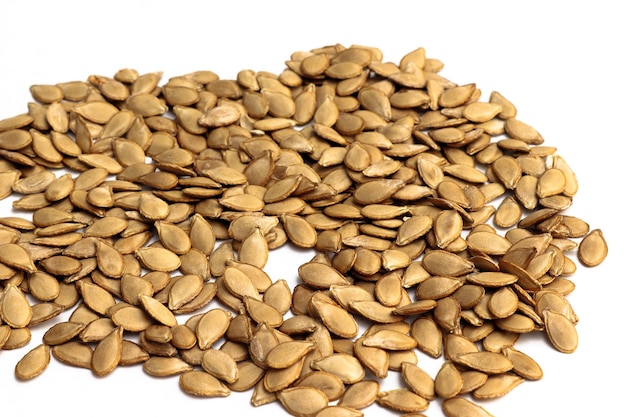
[0,1,623,416]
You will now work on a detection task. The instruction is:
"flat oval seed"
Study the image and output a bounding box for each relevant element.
[543,309,578,353]
[43,322,85,345]
[417,276,463,300]
[376,388,429,413]
[410,317,443,358]
[143,356,193,377]
[577,229,607,267]
[136,247,181,272]
[15,344,50,380]
[401,362,436,400]
[312,354,365,384]
[1,284,33,328]
[51,341,93,369]
[110,306,154,332]
[91,326,123,377]
[180,370,231,397]
[278,386,329,417]
[338,380,379,409]
[0,243,38,273]
[196,309,231,350]
[502,346,543,380]
[313,297,359,339]
[298,262,350,289]
[265,340,316,369]
[472,373,524,400]
[362,329,417,351]
[422,250,475,277]
[435,361,464,399]
[168,274,203,310]
[201,348,239,383]
[78,281,116,315]
[139,294,177,327]
[454,351,514,374]
[443,397,495,417]
[282,214,317,248]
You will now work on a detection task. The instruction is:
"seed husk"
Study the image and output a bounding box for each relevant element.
[577,229,607,267]
[196,308,231,350]
[15,344,50,380]
[277,386,329,417]
[472,373,524,400]
[51,341,94,369]
[410,317,443,358]
[139,294,177,327]
[435,361,464,399]
[543,309,578,353]
[311,353,365,385]
[376,388,429,413]
[401,362,436,400]
[143,356,193,377]
[502,346,543,380]
[1,284,33,328]
[0,44,609,417]
[442,397,495,417]
[42,321,85,345]
[453,351,514,374]
[180,370,231,397]
[91,326,123,377]
[201,348,239,383]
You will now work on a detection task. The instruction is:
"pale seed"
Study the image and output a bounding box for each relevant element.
[91,326,123,377]
[577,229,607,267]
[442,397,495,417]
[543,309,578,353]
[15,344,50,380]
[180,370,231,397]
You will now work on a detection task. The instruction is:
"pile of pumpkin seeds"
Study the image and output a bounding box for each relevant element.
[0,44,608,417]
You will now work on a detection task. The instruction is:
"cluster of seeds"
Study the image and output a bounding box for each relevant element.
[0,44,608,417]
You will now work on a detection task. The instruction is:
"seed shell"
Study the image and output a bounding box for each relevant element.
[180,370,231,397]
[15,344,50,380]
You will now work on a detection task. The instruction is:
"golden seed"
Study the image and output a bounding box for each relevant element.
[277,386,329,417]
[443,397,495,417]
[180,370,231,397]
[1,284,33,328]
[543,309,578,353]
[472,373,524,400]
[91,326,123,377]
[51,341,93,369]
[143,356,193,377]
[435,361,464,399]
[376,388,429,413]
[15,344,50,380]
[577,229,608,267]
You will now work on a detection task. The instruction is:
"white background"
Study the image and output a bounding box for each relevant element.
[1,1,623,416]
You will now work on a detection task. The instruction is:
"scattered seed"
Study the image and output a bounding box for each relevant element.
[0,44,607,417]
[15,344,50,380]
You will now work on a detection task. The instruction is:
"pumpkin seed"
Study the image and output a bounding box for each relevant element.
[91,326,123,376]
[180,370,231,397]
[442,397,495,417]
[0,45,608,417]
[15,344,50,380]
[577,229,607,267]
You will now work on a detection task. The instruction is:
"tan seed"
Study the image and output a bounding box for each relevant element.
[543,309,578,353]
[180,370,231,397]
[443,398,495,417]
[376,389,429,413]
[91,326,123,377]
[277,386,329,417]
[577,229,607,267]
[15,344,50,380]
